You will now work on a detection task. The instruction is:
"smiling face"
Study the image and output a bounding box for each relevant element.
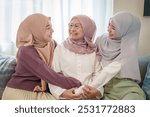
[44,19,54,42]
[68,18,84,41]
[107,20,117,39]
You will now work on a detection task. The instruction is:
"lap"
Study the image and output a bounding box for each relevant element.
[2,87,55,100]
[103,77,146,100]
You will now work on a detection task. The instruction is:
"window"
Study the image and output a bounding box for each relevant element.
[0,0,113,55]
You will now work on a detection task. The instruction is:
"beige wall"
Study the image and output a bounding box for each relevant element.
[113,0,150,56]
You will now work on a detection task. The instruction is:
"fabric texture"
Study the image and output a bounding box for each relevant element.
[103,77,146,100]
[0,55,16,98]
[2,87,54,100]
[142,62,150,99]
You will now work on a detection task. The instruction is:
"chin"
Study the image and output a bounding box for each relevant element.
[72,38,79,41]
[109,36,114,39]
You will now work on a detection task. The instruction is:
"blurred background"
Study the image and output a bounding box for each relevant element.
[0,0,150,56]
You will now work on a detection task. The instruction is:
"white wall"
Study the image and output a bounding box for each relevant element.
[113,0,150,56]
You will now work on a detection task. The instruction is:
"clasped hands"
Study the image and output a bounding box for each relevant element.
[60,85,101,100]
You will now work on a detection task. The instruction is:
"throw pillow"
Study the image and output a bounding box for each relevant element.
[142,62,150,99]
[0,55,16,99]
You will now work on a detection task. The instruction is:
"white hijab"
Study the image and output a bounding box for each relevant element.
[96,11,141,82]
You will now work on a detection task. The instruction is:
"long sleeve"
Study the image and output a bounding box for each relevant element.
[18,46,81,89]
[74,58,104,98]
[75,59,121,99]
[48,45,66,99]
[90,61,121,88]
[90,58,104,98]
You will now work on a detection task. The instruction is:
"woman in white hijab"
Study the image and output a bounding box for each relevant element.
[96,11,146,100]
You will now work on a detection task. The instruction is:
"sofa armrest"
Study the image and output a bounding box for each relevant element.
[0,55,16,99]
[138,56,150,86]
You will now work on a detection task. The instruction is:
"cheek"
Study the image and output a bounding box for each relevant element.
[68,29,71,35]
[113,31,118,37]
[44,31,50,40]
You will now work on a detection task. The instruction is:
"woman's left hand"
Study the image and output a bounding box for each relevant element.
[81,85,101,99]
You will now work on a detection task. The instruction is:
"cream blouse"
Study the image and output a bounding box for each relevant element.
[48,44,121,99]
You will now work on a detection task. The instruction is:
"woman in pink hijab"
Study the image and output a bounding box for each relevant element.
[2,13,81,100]
[48,15,120,99]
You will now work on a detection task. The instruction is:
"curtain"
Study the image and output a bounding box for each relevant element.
[0,0,113,55]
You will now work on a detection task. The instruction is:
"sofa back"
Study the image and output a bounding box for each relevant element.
[0,55,16,99]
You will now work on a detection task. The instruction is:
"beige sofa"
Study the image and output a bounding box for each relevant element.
[0,55,150,99]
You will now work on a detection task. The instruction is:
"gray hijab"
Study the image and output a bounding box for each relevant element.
[96,11,141,82]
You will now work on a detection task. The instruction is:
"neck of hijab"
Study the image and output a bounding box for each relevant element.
[16,13,55,67]
[63,15,98,55]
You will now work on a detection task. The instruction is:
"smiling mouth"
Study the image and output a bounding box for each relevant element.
[71,33,78,36]
[109,34,113,37]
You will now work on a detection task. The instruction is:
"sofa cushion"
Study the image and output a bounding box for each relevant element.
[0,55,16,98]
[142,62,150,99]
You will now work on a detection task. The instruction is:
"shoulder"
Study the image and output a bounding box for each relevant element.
[19,45,35,52]
[18,46,39,58]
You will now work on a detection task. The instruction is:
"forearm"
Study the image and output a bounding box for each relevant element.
[19,46,81,89]
[48,83,65,99]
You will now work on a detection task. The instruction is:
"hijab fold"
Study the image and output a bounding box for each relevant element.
[63,15,98,55]
[16,13,55,66]
[96,11,141,82]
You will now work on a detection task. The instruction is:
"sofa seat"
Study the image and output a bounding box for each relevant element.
[0,55,150,99]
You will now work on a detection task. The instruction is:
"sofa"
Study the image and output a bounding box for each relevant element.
[0,55,16,99]
[0,55,150,99]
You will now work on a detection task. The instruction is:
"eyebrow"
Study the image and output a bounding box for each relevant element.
[111,24,115,28]
[109,22,116,29]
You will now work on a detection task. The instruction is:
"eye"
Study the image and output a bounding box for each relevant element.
[75,25,80,28]
[111,25,116,30]
[68,23,73,28]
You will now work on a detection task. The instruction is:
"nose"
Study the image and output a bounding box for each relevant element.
[69,27,76,33]
[70,26,76,30]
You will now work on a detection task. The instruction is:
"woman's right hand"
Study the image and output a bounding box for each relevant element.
[60,88,82,99]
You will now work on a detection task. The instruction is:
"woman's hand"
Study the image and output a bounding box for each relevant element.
[33,85,43,92]
[60,88,82,100]
[82,85,101,99]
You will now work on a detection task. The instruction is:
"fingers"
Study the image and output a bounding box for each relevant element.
[33,86,42,92]
[60,88,82,99]
[82,85,98,99]
[69,88,76,94]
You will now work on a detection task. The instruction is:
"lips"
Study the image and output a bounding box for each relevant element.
[109,34,113,37]
[70,33,78,36]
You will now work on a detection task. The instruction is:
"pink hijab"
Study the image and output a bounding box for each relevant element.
[16,13,55,66]
[63,15,98,54]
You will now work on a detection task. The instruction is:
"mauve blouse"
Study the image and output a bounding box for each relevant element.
[7,46,81,92]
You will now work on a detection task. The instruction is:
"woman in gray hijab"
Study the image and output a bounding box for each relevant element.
[96,11,146,100]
